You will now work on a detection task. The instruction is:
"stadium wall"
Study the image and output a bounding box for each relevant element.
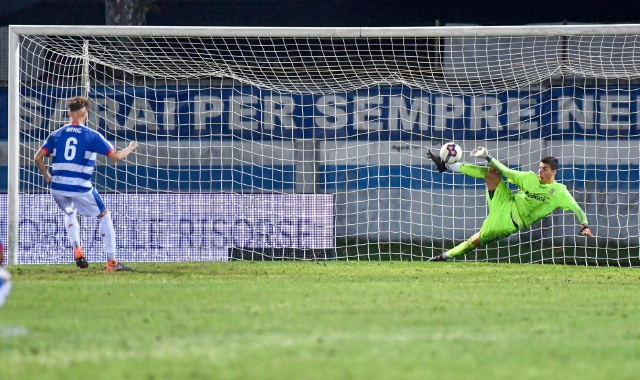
[4,85,639,246]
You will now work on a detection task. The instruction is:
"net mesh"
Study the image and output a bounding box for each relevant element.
[9,29,640,265]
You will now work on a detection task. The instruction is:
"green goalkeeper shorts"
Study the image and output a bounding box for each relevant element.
[479,180,519,246]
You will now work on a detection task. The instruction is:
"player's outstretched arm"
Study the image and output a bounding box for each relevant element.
[107,141,139,162]
[34,148,52,185]
[470,146,521,180]
[563,195,592,237]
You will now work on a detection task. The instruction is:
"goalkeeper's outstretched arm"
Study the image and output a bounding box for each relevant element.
[564,195,593,237]
[470,146,521,181]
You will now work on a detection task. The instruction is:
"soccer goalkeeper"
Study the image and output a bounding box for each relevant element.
[426,147,593,262]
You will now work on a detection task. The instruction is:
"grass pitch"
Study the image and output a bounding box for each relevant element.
[0,262,639,380]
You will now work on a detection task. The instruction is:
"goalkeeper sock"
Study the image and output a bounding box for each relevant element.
[446,237,477,259]
[64,211,81,248]
[459,163,489,179]
[446,163,461,172]
[99,211,116,261]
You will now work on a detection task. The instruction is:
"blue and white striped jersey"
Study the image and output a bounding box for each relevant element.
[41,124,114,194]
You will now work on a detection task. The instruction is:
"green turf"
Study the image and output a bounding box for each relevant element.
[1,262,639,380]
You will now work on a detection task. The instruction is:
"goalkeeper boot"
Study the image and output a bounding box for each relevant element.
[428,252,449,262]
[427,150,447,173]
[105,259,133,272]
[74,247,89,269]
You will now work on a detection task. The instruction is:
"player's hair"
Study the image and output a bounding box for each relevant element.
[541,156,559,171]
[67,96,90,112]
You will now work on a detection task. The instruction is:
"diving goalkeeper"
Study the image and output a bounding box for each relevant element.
[427,147,593,262]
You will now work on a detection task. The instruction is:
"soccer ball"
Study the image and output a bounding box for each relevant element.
[439,142,462,164]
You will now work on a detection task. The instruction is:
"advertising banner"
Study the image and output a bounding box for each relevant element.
[1,193,334,264]
[16,86,640,140]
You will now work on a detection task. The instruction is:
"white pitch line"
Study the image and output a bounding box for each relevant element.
[0,326,28,339]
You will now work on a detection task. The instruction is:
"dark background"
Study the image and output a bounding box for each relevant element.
[0,0,638,27]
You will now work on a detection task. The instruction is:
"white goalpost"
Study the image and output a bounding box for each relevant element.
[6,24,640,265]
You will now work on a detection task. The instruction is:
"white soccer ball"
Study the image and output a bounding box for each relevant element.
[439,142,462,164]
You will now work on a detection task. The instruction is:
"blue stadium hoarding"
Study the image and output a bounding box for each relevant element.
[3,85,638,194]
[13,85,640,141]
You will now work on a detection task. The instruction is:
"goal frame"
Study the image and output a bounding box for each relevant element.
[7,23,640,265]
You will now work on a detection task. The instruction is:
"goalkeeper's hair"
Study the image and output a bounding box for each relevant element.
[541,156,559,171]
[67,96,90,112]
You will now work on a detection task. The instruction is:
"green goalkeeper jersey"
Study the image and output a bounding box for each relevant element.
[489,159,589,229]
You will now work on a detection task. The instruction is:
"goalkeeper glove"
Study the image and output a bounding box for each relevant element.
[579,225,593,237]
[470,146,493,163]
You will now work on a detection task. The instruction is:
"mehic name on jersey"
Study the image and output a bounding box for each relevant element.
[65,126,83,133]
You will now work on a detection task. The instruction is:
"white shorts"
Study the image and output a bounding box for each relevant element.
[51,188,107,217]
[0,267,11,309]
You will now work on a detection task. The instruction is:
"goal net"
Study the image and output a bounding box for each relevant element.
[6,25,640,265]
